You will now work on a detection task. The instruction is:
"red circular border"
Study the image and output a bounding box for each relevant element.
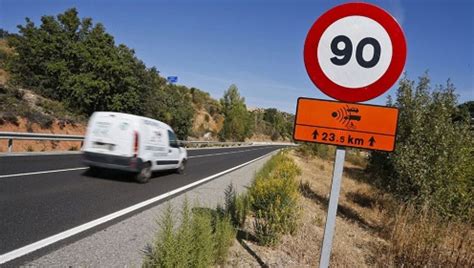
[304,2,406,102]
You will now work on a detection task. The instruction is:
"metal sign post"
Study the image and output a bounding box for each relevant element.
[319,147,345,268]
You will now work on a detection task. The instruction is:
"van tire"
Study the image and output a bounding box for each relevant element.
[135,162,152,183]
[88,166,102,176]
[176,159,186,174]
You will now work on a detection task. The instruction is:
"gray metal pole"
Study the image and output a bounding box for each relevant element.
[319,147,346,268]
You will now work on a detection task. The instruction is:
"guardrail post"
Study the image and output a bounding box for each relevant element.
[8,138,13,153]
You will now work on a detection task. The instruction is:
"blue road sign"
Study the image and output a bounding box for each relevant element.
[167,76,178,83]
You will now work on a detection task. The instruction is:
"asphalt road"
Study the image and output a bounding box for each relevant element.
[0,145,284,262]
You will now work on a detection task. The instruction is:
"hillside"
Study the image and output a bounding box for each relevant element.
[0,9,294,152]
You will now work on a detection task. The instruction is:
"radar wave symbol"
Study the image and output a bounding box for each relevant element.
[331,105,351,127]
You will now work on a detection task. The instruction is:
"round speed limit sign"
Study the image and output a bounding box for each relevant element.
[304,2,406,102]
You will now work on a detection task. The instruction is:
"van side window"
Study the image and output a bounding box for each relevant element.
[168,130,178,148]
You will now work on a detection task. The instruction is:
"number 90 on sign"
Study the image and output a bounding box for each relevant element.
[303,2,407,103]
[330,35,380,68]
[318,16,392,89]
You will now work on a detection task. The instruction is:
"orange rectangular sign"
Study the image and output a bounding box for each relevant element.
[293,97,399,151]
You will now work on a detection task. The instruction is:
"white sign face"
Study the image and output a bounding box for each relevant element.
[317,16,393,88]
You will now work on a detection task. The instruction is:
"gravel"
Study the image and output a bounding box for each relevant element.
[25,150,278,267]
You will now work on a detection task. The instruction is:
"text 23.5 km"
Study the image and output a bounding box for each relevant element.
[312,129,375,146]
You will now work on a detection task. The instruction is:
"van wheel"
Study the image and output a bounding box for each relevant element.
[176,159,186,174]
[89,166,102,176]
[135,162,152,183]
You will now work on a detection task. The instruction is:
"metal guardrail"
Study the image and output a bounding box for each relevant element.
[0,132,259,153]
[0,132,84,153]
[180,141,252,148]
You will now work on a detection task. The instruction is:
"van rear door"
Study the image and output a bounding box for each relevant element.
[85,113,134,157]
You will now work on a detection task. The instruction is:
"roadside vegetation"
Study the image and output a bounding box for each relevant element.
[0,84,82,128]
[369,73,473,220]
[144,151,303,267]
[247,152,301,245]
[143,199,235,267]
[174,72,472,266]
[251,107,294,141]
[367,74,473,266]
[0,8,293,142]
[288,73,473,266]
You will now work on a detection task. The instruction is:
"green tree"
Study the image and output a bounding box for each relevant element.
[0,29,10,38]
[144,84,194,140]
[368,73,473,220]
[249,108,294,141]
[7,8,151,115]
[218,85,252,141]
[6,8,195,138]
[456,100,474,126]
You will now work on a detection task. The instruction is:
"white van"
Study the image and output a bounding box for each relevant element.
[82,112,187,183]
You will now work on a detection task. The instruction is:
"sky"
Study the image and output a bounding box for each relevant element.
[0,0,473,113]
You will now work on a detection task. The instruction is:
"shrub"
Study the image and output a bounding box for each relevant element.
[12,88,24,100]
[24,110,54,129]
[68,145,79,151]
[2,112,19,126]
[26,121,33,132]
[271,130,280,141]
[296,142,333,160]
[144,199,236,267]
[253,208,281,246]
[0,50,7,65]
[234,193,250,228]
[143,204,178,268]
[37,99,70,118]
[368,74,473,220]
[224,184,250,228]
[248,152,301,246]
[0,84,7,94]
[175,199,193,267]
[213,215,235,265]
[190,208,215,267]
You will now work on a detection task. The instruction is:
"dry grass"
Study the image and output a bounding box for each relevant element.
[225,148,473,267]
[379,204,473,267]
[225,150,388,267]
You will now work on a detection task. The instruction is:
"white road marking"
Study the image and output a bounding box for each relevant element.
[0,150,278,264]
[0,147,273,178]
[0,167,88,179]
